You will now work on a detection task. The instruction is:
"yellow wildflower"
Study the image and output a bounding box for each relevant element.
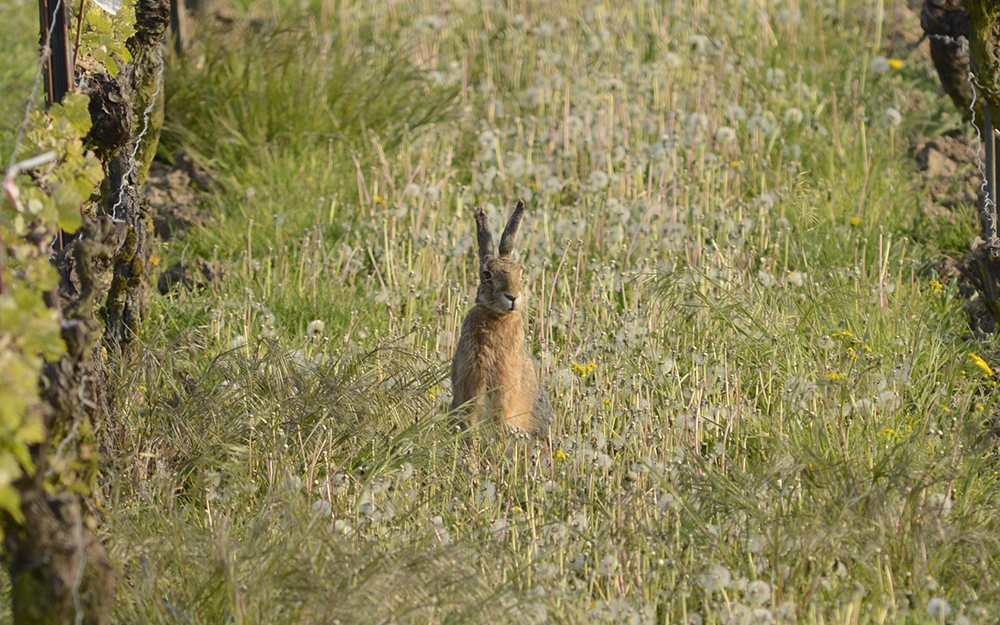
[571,360,597,377]
[846,347,858,360]
[555,449,567,461]
[928,280,944,294]
[849,217,862,226]
[373,195,384,204]
[887,58,904,69]
[824,372,847,381]
[969,352,994,377]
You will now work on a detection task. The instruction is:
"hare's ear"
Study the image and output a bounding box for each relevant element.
[475,206,495,261]
[498,199,525,258]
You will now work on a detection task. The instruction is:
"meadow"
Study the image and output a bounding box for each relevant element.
[4,0,1000,622]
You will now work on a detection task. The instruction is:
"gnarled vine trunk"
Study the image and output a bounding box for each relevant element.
[6,0,168,622]
[960,2,1000,325]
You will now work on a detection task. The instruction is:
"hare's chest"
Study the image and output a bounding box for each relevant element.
[469,318,529,406]
[472,328,525,389]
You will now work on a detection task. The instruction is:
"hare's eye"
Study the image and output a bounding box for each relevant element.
[481,270,493,282]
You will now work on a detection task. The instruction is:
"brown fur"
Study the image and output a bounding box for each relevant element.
[450,201,553,435]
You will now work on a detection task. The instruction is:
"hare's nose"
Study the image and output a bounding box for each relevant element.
[504,293,518,309]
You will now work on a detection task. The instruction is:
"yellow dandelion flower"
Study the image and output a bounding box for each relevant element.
[887,58,904,69]
[832,331,854,338]
[969,352,994,377]
[731,160,740,167]
[373,195,384,204]
[571,360,597,377]
[975,403,985,412]
[849,217,862,226]
[555,449,567,461]
[824,372,847,381]
[881,428,898,438]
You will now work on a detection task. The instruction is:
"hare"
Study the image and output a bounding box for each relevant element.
[450,200,553,436]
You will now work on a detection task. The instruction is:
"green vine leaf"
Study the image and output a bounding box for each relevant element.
[0,486,24,525]
[50,93,92,136]
[74,0,136,79]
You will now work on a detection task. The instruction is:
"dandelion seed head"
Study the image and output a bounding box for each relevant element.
[783,107,803,125]
[306,319,325,339]
[926,597,950,619]
[928,493,952,517]
[700,563,732,592]
[588,170,610,190]
[399,462,415,481]
[774,601,796,623]
[765,67,786,85]
[312,499,332,516]
[746,580,772,606]
[688,34,710,54]
[715,126,737,142]
[414,14,444,30]
[597,553,618,576]
[720,602,752,624]
[478,129,496,146]
[883,107,902,127]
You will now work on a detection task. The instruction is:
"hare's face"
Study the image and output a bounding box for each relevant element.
[478,256,524,314]
[473,200,529,314]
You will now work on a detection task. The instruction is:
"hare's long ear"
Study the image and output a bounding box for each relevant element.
[475,206,495,261]
[498,199,525,258]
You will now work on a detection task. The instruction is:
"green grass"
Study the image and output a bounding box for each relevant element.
[6,0,1000,622]
[0,0,48,164]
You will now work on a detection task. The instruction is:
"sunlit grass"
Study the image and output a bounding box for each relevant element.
[0,0,47,163]
[6,0,1000,622]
